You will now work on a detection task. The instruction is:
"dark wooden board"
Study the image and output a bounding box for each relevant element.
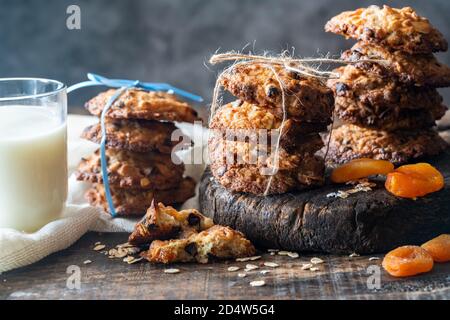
[1,232,449,300]
[200,149,450,254]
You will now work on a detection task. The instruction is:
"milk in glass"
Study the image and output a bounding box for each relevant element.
[0,106,67,232]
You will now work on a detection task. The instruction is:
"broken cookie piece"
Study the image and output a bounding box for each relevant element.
[128,202,214,245]
[142,225,256,264]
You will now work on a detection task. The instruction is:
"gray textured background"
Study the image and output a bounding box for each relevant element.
[1,0,449,115]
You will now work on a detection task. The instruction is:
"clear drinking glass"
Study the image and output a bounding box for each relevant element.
[0,78,68,232]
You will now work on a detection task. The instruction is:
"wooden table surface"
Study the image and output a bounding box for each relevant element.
[1,232,449,300]
[1,113,448,300]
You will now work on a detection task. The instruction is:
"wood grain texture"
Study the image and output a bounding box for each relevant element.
[200,149,450,254]
[1,232,448,300]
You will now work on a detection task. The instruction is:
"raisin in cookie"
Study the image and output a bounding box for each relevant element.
[76,148,184,190]
[342,42,450,87]
[325,5,448,54]
[81,119,184,153]
[327,124,448,164]
[128,201,214,245]
[220,63,334,123]
[85,177,196,216]
[142,225,256,264]
[85,89,200,123]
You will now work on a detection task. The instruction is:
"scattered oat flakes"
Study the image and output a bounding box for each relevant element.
[127,257,143,264]
[267,249,279,253]
[123,256,135,263]
[83,260,92,265]
[248,256,262,261]
[260,270,271,275]
[288,252,299,259]
[227,266,240,272]
[326,190,349,198]
[263,262,279,268]
[310,267,320,272]
[369,257,380,261]
[278,251,290,256]
[116,242,133,248]
[126,247,141,255]
[93,244,106,251]
[238,273,247,278]
[245,264,259,271]
[236,257,251,262]
[164,268,180,274]
[250,280,265,287]
[310,257,324,264]
[95,242,101,246]
[301,263,313,270]
[109,248,128,258]
[349,253,360,258]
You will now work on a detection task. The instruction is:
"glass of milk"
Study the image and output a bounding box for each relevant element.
[0,78,67,232]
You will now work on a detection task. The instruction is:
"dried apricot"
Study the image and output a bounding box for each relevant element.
[331,158,394,183]
[385,163,444,198]
[382,245,434,277]
[422,234,450,262]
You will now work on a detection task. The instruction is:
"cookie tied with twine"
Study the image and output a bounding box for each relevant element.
[208,51,382,195]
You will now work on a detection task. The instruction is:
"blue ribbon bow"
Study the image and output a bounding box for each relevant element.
[68,73,203,217]
[68,73,203,102]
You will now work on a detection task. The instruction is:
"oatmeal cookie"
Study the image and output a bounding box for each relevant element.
[142,225,256,264]
[76,148,184,190]
[128,201,214,245]
[327,66,446,129]
[209,135,324,169]
[342,42,450,87]
[334,97,447,131]
[220,63,334,122]
[210,100,327,147]
[209,137,324,194]
[327,124,448,164]
[85,89,200,123]
[85,177,196,216]
[81,119,184,153]
[325,5,448,54]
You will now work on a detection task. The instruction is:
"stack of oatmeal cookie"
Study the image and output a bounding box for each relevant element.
[76,89,199,216]
[325,5,450,164]
[208,63,334,195]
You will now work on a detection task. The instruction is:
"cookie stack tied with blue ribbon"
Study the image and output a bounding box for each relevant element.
[76,83,200,217]
[325,5,450,164]
[208,62,335,195]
